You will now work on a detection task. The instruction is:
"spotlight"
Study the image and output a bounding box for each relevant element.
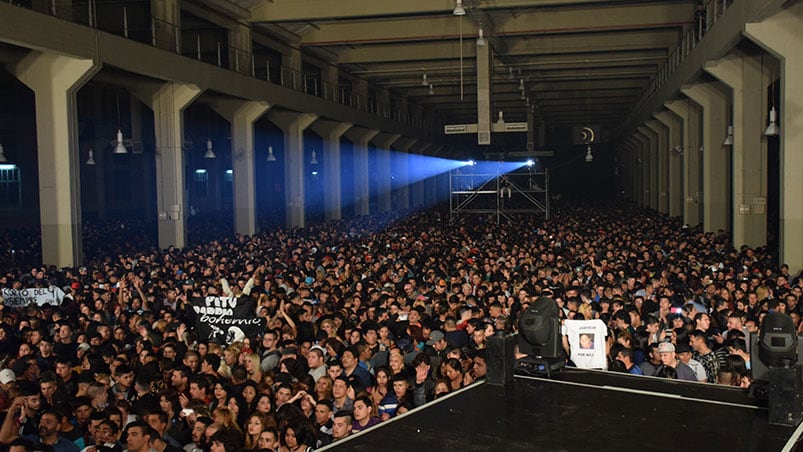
[759,312,798,367]
[466,160,476,166]
[526,159,534,167]
[517,296,564,377]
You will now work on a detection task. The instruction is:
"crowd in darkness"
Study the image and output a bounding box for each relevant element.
[0,202,801,452]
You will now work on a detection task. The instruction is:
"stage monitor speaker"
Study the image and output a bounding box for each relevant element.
[487,332,516,386]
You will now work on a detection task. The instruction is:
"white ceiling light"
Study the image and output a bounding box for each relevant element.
[86,148,96,166]
[722,125,733,146]
[267,145,276,162]
[585,144,593,163]
[204,138,216,159]
[477,28,486,46]
[422,72,428,86]
[113,130,128,154]
[765,106,780,136]
[453,0,466,16]
[310,150,319,165]
[428,83,434,95]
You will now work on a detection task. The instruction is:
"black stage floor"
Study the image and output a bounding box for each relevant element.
[326,369,801,452]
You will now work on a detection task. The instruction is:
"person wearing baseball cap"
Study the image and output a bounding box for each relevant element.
[655,342,697,381]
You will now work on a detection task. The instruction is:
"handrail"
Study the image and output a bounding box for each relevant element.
[631,0,733,113]
[6,0,432,134]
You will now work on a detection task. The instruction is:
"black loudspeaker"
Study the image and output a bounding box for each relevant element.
[487,332,516,386]
[768,364,803,426]
[750,334,803,382]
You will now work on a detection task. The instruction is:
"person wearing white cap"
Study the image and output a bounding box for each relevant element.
[0,369,15,411]
[655,342,697,382]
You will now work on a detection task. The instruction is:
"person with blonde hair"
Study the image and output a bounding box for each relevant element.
[242,353,262,384]
[212,406,242,434]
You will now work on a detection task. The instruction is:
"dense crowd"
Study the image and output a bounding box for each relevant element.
[0,202,801,452]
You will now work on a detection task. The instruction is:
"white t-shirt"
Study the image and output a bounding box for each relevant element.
[563,319,608,369]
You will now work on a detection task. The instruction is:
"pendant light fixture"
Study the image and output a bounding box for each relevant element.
[722,125,734,146]
[428,83,434,95]
[453,0,466,16]
[477,28,486,46]
[113,92,128,154]
[204,106,216,159]
[422,72,428,86]
[86,148,96,166]
[310,150,319,165]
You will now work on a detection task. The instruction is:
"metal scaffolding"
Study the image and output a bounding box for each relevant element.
[449,163,550,223]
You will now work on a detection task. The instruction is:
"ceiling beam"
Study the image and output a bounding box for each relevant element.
[297,2,690,47]
[337,29,680,64]
[249,0,656,23]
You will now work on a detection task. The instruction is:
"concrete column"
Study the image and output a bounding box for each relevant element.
[322,65,338,101]
[213,100,271,236]
[309,120,352,221]
[632,133,649,208]
[654,110,684,219]
[371,133,401,213]
[681,81,730,233]
[228,22,253,76]
[12,52,99,267]
[637,126,658,210]
[150,0,180,52]
[135,83,202,249]
[705,50,768,249]
[345,127,379,216]
[410,142,432,208]
[353,79,369,111]
[393,137,417,211]
[646,120,669,214]
[270,111,318,228]
[665,98,703,227]
[746,3,803,273]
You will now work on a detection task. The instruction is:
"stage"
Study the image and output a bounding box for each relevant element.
[325,369,801,451]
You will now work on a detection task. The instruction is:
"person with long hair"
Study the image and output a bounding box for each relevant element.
[442,358,465,391]
[242,353,263,384]
[370,366,392,407]
[314,375,333,402]
[212,406,242,434]
[253,392,274,416]
[279,421,316,452]
[243,412,272,450]
[210,379,231,411]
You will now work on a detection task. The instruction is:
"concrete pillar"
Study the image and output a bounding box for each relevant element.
[134,83,202,249]
[665,98,703,227]
[353,79,369,111]
[269,111,318,228]
[213,100,271,236]
[228,22,253,76]
[309,120,352,221]
[345,127,379,216]
[322,65,338,101]
[681,81,731,233]
[150,0,180,52]
[746,3,803,273]
[654,110,684,219]
[632,133,649,208]
[636,126,658,210]
[12,52,99,267]
[705,50,768,249]
[646,120,669,214]
[371,133,401,213]
[393,137,417,211]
